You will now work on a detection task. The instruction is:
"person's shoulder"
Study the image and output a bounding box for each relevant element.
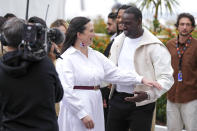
[192,37,197,43]
[56,47,78,67]
[89,47,108,61]
[89,47,103,56]
[28,56,56,75]
[166,38,176,47]
[110,33,126,50]
[166,38,176,44]
[61,46,77,58]
[113,33,125,42]
[39,56,55,68]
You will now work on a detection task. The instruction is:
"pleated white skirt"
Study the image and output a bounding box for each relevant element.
[58,90,105,131]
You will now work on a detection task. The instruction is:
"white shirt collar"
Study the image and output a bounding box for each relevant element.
[65,46,94,55]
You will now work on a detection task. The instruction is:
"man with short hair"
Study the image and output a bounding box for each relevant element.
[104,12,117,57]
[107,6,174,131]
[3,13,16,20]
[106,12,117,39]
[166,13,197,131]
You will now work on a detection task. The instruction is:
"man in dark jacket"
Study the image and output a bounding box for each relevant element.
[104,12,117,57]
[0,17,63,131]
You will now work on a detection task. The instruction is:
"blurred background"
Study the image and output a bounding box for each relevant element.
[0,0,197,27]
[1,0,197,127]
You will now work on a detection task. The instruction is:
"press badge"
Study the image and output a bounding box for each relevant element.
[178,71,182,82]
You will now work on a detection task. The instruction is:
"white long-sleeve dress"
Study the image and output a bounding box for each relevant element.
[56,46,142,131]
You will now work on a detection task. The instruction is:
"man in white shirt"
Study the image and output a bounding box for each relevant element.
[106,6,174,131]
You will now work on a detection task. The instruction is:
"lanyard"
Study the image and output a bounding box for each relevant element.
[176,35,192,71]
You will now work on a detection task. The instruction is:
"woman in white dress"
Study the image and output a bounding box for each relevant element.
[56,17,161,131]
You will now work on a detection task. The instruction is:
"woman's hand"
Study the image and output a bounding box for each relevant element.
[142,78,162,90]
[81,115,94,129]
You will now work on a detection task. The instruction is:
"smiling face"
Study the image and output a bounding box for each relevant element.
[116,9,125,31]
[178,17,194,36]
[122,13,141,38]
[78,22,95,46]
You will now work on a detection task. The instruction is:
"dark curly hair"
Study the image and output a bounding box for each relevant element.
[175,13,195,28]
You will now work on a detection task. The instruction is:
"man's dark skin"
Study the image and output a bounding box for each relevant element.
[121,13,161,102]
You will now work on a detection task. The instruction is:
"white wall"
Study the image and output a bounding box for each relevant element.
[0,0,66,26]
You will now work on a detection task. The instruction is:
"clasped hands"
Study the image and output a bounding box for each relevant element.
[124,77,162,102]
[81,78,162,129]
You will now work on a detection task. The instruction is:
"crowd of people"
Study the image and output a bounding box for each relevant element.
[0,4,197,131]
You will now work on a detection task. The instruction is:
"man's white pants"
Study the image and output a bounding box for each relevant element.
[167,99,197,131]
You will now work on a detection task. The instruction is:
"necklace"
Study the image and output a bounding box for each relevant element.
[175,34,192,82]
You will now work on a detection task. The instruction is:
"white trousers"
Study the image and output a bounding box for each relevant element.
[167,99,197,131]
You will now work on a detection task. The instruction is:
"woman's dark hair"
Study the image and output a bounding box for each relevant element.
[175,13,195,28]
[61,17,90,53]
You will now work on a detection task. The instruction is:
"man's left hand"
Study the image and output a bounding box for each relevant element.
[124,91,148,102]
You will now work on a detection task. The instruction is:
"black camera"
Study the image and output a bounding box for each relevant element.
[22,23,65,60]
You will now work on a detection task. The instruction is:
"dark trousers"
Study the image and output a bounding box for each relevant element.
[100,87,110,129]
[106,90,155,131]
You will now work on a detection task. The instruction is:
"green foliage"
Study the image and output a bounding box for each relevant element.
[191,30,197,39]
[157,26,177,44]
[91,17,110,53]
[93,16,107,34]
[91,36,110,53]
[137,0,179,32]
[153,19,161,33]
[156,94,167,124]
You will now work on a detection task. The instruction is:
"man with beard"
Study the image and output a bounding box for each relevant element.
[106,12,117,41]
[104,12,117,57]
[166,13,197,131]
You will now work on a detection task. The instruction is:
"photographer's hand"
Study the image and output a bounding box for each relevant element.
[48,43,60,62]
